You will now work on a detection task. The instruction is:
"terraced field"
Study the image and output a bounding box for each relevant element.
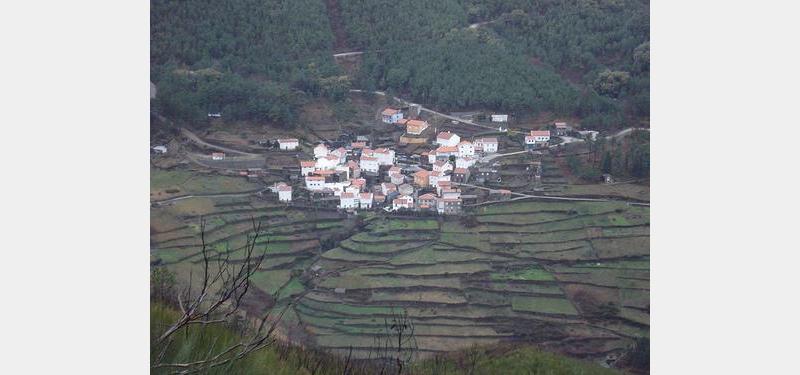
[295,201,649,359]
[151,168,648,362]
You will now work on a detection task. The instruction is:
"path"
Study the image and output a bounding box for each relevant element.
[180,128,259,156]
[350,89,512,133]
[453,182,649,206]
[151,188,269,205]
[478,150,530,163]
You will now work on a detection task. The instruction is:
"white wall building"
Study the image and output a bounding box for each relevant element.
[300,161,316,176]
[316,155,340,170]
[359,156,379,174]
[455,156,477,169]
[339,193,358,209]
[381,108,404,124]
[393,195,414,210]
[433,160,454,174]
[314,144,329,159]
[359,193,374,209]
[277,184,292,202]
[436,132,461,147]
[525,130,551,145]
[474,138,498,153]
[491,114,508,123]
[305,176,325,190]
[372,148,395,166]
[457,141,474,157]
[278,138,299,150]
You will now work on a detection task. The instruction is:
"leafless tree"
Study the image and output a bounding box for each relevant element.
[151,217,290,374]
[370,309,418,375]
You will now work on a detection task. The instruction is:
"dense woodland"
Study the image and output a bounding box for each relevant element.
[568,129,650,180]
[150,0,649,129]
[150,0,341,127]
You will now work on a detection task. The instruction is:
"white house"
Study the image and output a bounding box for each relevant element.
[359,193,374,209]
[433,160,453,174]
[474,138,498,153]
[325,181,352,196]
[347,160,361,179]
[305,176,325,190]
[372,148,395,166]
[211,152,225,160]
[359,156,379,174]
[277,138,299,150]
[491,114,508,123]
[300,161,316,176]
[314,143,329,159]
[441,187,461,200]
[350,178,367,192]
[152,145,167,154]
[435,146,458,160]
[393,195,414,210]
[345,185,360,195]
[330,147,348,164]
[457,141,474,157]
[381,108,404,124]
[455,156,477,169]
[381,182,397,195]
[339,193,358,209]
[436,132,461,147]
[525,130,551,146]
[390,173,405,185]
[277,184,292,202]
[316,155,340,170]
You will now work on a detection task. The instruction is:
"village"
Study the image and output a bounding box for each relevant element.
[254,107,571,215]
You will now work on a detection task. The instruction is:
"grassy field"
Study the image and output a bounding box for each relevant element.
[152,167,648,363]
[150,168,259,198]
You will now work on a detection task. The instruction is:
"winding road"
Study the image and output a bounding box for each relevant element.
[453,182,650,206]
[180,128,259,156]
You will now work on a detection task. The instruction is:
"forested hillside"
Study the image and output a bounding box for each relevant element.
[150,0,342,127]
[340,0,648,126]
[150,0,649,128]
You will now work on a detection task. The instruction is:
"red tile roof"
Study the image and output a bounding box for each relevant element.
[530,130,551,137]
[300,161,315,167]
[382,108,399,116]
[437,132,457,140]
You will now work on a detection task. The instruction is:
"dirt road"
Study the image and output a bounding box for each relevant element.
[453,182,650,206]
[180,128,259,156]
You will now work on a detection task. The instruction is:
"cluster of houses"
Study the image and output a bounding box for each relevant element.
[262,106,571,214]
[273,126,501,215]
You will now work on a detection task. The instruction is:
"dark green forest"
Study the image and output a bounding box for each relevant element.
[150,0,649,129]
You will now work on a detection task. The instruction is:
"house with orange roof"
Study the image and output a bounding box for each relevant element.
[417,193,437,210]
[406,119,429,135]
[525,130,551,148]
[392,195,414,210]
[413,169,430,187]
[276,183,293,202]
[300,160,316,176]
